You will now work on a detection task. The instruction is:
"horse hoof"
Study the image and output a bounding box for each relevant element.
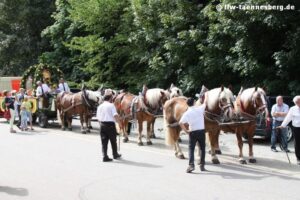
[215,150,222,155]
[88,126,93,129]
[178,138,182,143]
[146,141,153,145]
[81,131,86,134]
[239,159,247,164]
[138,142,143,146]
[249,158,257,163]
[150,134,156,139]
[212,158,220,164]
[175,153,185,159]
[86,129,91,133]
[123,138,129,143]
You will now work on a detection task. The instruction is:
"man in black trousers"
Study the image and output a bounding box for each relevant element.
[179,97,207,173]
[96,90,122,162]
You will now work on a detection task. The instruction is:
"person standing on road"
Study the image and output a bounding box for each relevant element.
[3,90,17,133]
[16,88,26,129]
[271,96,290,152]
[20,105,28,131]
[278,96,300,165]
[96,90,122,162]
[22,96,34,130]
[179,97,207,173]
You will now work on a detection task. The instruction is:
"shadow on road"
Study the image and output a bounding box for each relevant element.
[0,186,28,196]
[115,159,162,168]
[200,162,300,181]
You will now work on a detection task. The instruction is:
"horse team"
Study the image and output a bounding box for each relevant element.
[56,84,268,165]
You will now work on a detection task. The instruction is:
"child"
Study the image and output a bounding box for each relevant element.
[22,96,33,130]
[20,105,28,131]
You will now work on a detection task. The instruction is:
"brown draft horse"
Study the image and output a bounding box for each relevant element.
[114,90,168,146]
[142,85,170,138]
[207,87,268,164]
[56,89,101,134]
[164,86,235,159]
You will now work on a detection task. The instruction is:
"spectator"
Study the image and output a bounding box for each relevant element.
[271,96,290,152]
[20,105,28,131]
[16,88,26,129]
[278,96,300,165]
[3,90,16,133]
[22,96,33,130]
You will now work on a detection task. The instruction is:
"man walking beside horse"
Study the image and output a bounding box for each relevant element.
[97,90,122,162]
[179,97,207,173]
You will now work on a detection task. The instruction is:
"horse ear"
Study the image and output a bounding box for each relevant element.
[221,85,224,91]
[238,86,244,95]
[99,84,103,91]
[81,83,86,91]
[262,86,267,94]
[255,86,258,91]
[170,83,174,89]
[160,91,165,96]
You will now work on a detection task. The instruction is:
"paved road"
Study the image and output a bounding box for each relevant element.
[0,118,299,200]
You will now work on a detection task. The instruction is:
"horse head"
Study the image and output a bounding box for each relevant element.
[251,87,267,113]
[160,90,170,106]
[239,87,268,116]
[218,87,235,121]
[206,87,234,122]
[85,90,103,107]
[198,85,209,103]
[169,83,183,98]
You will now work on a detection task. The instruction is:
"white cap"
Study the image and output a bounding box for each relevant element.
[104,89,113,96]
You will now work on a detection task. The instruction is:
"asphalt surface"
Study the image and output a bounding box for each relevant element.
[0,118,299,200]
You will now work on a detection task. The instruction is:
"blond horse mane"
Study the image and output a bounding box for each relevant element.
[145,88,169,108]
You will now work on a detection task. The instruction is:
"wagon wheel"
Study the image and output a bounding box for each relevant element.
[38,112,48,128]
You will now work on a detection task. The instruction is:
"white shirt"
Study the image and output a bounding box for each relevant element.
[179,105,206,131]
[96,101,118,122]
[271,103,289,121]
[281,105,300,128]
[36,84,51,97]
[58,82,70,92]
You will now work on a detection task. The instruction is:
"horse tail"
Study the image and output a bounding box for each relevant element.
[164,100,178,146]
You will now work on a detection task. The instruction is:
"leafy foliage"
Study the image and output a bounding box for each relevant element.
[1,0,300,95]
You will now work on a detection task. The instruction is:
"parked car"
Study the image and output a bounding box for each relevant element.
[254,96,294,142]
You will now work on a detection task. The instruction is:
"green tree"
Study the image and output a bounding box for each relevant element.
[0,0,55,75]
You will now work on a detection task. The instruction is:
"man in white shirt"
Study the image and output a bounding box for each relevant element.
[58,78,70,93]
[278,95,300,165]
[97,92,122,162]
[179,97,206,173]
[36,81,51,98]
[271,96,290,152]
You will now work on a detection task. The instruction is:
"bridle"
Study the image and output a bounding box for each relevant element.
[82,91,100,109]
[251,90,267,115]
[205,89,234,123]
